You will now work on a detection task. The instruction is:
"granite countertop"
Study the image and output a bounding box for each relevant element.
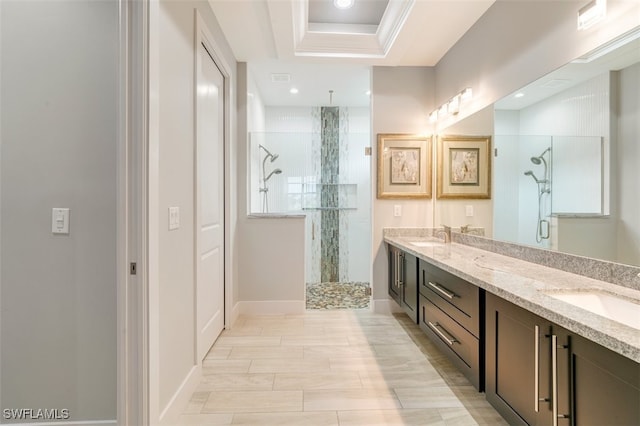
[384,234,640,363]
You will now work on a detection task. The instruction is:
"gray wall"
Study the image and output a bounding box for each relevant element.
[1,1,118,422]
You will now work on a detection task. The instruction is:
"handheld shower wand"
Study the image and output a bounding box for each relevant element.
[259,145,282,213]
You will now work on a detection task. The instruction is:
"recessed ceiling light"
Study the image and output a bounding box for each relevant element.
[514,92,525,98]
[290,87,299,94]
[334,0,354,10]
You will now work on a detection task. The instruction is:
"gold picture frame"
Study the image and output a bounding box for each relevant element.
[437,135,491,199]
[377,134,432,199]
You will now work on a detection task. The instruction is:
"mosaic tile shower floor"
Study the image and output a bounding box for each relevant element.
[306,282,370,310]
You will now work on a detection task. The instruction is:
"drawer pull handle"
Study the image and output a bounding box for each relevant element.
[427,281,457,299]
[427,321,458,346]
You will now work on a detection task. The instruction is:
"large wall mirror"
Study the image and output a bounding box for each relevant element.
[442,27,640,268]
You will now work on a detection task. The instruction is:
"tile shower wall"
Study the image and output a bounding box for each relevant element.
[259,106,371,284]
[320,106,340,282]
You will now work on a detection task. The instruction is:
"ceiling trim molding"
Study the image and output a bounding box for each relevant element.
[292,0,415,58]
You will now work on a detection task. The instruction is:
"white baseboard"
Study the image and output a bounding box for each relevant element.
[8,421,116,426]
[236,300,305,316]
[228,301,242,328]
[372,298,402,315]
[158,364,201,426]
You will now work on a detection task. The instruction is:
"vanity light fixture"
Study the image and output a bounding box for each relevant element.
[448,95,460,115]
[334,0,355,9]
[429,87,473,122]
[577,0,606,30]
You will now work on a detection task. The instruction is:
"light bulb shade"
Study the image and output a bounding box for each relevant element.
[460,87,473,101]
[448,95,460,115]
[578,0,606,30]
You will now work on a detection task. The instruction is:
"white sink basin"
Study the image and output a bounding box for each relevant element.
[409,241,443,248]
[545,291,640,330]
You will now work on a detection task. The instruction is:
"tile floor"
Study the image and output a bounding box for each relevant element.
[305,282,371,310]
[179,310,508,426]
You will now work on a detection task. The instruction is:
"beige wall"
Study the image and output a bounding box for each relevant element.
[151,1,237,421]
[371,66,435,311]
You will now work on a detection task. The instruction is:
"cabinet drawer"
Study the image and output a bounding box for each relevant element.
[420,261,479,336]
[420,295,481,390]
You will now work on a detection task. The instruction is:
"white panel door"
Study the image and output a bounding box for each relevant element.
[196,42,224,360]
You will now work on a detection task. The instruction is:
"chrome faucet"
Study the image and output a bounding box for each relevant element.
[437,225,452,243]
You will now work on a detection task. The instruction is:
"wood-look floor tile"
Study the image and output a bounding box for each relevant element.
[201,359,251,374]
[213,336,281,347]
[281,335,351,346]
[329,356,439,373]
[202,390,302,413]
[196,373,274,391]
[358,370,447,389]
[249,358,330,373]
[394,386,466,409]
[337,408,445,426]
[439,407,510,426]
[204,346,232,360]
[303,344,377,359]
[231,411,339,425]
[183,391,210,414]
[177,413,233,425]
[303,389,401,411]
[228,345,303,360]
[273,372,362,390]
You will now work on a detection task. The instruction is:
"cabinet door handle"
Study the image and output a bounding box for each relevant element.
[427,281,456,299]
[535,325,540,413]
[552,334,558,426]
[427,321,458,346]
[398,253,404,287]
[394,251,399,288]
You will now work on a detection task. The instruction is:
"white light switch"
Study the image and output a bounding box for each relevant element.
[52,208,70,234]
[465,205,474,217]
[394,205,402,217]
[169,206,180,230]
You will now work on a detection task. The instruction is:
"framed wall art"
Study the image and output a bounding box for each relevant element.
[377,134,432,199]
[437,135,491,199]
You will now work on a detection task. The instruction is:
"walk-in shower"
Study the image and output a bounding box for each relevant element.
[524,147,551,242]
[259,144,282,213]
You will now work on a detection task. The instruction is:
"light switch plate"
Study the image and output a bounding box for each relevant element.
[52,208,70,234]
[169,206,180,230]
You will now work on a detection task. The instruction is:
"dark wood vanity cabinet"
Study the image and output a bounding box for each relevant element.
[388,244,418,323]
[486,293,640,426]
[418,260,483,390]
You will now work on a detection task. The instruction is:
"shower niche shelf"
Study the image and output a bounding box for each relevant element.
[301,183,357,211]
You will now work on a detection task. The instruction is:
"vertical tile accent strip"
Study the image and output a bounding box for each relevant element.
[321,107,340,283]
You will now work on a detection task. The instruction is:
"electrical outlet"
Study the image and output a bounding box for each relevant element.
[394,205,402,217]
[465,205,474,217]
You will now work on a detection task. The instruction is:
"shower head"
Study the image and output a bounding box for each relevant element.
[265,168,282,182]
[524,170,542,183]
[530,156,542,165]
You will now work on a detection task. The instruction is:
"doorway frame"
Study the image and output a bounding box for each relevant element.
[192,9,232,364]
[118,4,236,424]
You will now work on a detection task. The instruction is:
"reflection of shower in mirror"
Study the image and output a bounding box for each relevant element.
[259,144,283,213]
[524,147,551,243]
